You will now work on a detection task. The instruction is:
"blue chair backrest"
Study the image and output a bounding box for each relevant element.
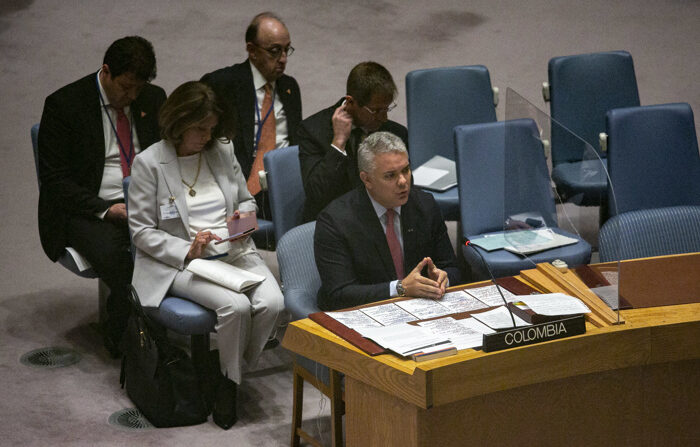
[548,50,640,165]
[406,65,497,168]
[31,123,41,185]
[263,145,304,242]
[454,119,557,237]
[599,206,700,262]
[276,221,320,321]
[606,103,700,217]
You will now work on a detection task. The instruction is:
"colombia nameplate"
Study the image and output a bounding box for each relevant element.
[482,315,586,352]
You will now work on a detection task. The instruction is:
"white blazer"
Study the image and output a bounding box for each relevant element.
[128,139,257,308]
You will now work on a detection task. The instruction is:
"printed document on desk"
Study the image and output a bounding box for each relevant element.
[516,293,591,316]
[471,306,530,330]
[359,323,451,356]
[465,285,518,307]
[418,316,495,350]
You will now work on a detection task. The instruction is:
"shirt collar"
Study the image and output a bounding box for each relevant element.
[366,189,401,221]
[250,62,275,92]
[96,68,130,113]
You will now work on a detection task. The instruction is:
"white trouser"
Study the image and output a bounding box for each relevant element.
[170,252,284,384]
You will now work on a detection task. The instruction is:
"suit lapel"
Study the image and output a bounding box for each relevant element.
[158,142,189,231]
[85,73,106,188]
[358,188,398,280]
[401,192,419,271]
[240,61,256,164]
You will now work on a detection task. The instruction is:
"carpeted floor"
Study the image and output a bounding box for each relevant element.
[1,1,698,445]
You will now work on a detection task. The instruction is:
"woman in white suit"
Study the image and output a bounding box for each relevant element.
[128,81,284,429]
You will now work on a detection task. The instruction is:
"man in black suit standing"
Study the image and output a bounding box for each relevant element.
[201,12,302,218]
[314,132,459,311]
[298,61,408,222]
[38,36,166,355]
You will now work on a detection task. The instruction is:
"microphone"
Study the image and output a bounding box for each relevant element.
[464,240,517,329]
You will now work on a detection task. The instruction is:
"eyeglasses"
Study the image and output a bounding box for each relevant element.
[254,43,295,59]
[363,102,397,115]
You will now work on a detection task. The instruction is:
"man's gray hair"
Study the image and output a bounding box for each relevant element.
[357,131,407,174]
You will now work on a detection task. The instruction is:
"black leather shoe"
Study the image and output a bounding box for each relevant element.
[213,378,238,429]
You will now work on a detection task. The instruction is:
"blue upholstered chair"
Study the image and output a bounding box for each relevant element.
[454,119,592,280]
[599,206,700,262]
[31,123,109,325]
[262,145,305,242]
[406,65,498,220]
[543,50,640,207]
[604,103,700,217]
[276,222,343,447]
[122,177,217,378]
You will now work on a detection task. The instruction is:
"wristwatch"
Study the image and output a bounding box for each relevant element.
[396,280,406,297]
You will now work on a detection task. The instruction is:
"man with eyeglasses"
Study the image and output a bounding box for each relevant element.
[298,61,407,222]
[38,36,166,357]
[314,132,459,311]
[201,12,301,218]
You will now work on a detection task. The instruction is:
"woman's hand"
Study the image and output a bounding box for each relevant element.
[186,230,222,261]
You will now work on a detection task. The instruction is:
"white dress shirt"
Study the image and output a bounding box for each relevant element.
[250,63,289,154]
[96,69,142,217]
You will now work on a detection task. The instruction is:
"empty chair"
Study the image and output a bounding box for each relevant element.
[604,102,700,217]
[277,222,343,447]
[262,145,305,242]
[406,65,498,220]
[544,50,640,206]
[455,119,592,280]
[599,206,700,262]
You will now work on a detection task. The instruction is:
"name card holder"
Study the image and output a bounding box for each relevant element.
[482,315,586,352]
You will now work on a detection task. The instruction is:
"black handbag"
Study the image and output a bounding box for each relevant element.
[120,286,209,428]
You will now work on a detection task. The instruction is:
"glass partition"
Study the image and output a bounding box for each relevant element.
[500,88,621,324]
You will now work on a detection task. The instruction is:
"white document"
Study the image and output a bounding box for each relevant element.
[395,298,453,320]
[471,306,530,330]
[418,317,492,350]
[465,285,518,307]
[65,247,93,272]
[438,291,489,313]
[412,165,448,187]
[186,259,265,293]
[359,303,417,326]
[359,323,450,356]
[326,310,383,330]
[517,293,591,316]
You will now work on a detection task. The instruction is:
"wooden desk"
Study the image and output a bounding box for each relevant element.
[282,253,700,446]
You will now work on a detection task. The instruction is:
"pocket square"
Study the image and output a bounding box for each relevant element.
[141,111,146,118]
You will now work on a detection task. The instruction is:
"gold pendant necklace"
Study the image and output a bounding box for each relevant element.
[181,153,202,197]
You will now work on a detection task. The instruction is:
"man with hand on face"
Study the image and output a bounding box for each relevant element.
[314,132,460,311]
[298,61,408,222]
[201,12,302,219]
[38,36,166,356]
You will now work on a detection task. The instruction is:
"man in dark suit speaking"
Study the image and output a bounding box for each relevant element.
[38,36,166,355]
[298,61,408,222]
[201,12,302,218]
[314,132,459,311]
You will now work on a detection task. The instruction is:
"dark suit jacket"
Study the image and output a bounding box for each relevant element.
[38,72,166,261]
[298,98,409,222]
[201,60,302,179]
[314,186,460,311]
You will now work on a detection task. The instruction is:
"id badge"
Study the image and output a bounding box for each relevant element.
[160,203,180,220]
